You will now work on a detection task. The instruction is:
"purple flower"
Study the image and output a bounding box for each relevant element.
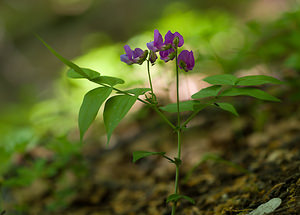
[147,30,185,63]
[160,48,176,62]
[147,30,184,52]
[164,31,184,48]
[147,29,164,52]
[178,50,195,72]
[120,45,148,65]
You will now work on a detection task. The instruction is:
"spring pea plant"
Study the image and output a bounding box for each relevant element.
[38,30,281,214]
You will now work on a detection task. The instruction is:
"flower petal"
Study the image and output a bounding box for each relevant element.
[133,48,144,58]
[164,31,174,45]
[147,41,156,51]
[135,50,148,64]
[178,50,188,61]
[124,45,133,59]
[178,50,194,72]
[120,54,133,65]
[154,29,164,49]
[160,48,175,62]
[187,51,195,70]
[174,32,184,47]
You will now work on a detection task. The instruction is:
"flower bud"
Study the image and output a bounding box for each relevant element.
[173,36,179,47]
[136,50,148,65]
[149,50,157,65]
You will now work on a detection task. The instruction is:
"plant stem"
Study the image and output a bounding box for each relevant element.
[152,106,177,130]
[94,81,150,105]
[163,155,175,163]
[181,109,202,128]
[171,46,182,215]
[147,59,155,102]
[146,58,176,130]
[95,81,177,130]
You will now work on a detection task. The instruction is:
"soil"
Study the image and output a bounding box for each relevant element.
[4,103,300,215]
[65,104,300,215]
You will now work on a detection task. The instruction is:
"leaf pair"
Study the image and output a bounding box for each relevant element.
[69,67,134,143]
[203,74,282,86]
[37,35,138,144]
[161,74,281,117]
[192,75,281,102]
[79,88,138,143]
[67,68,125,86]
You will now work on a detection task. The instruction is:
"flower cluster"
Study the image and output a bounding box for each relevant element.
[120,45,148,65]
[121,29,194,72]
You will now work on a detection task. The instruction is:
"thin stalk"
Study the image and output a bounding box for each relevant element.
[152,106,176,130]
[181,109,201,128]
[175,52,180,129]
[163,155,175,163]
[93,78,177,130]
[171,45,182,215]
[146,59,155,102]
[93,81,150,105]
[146,58,176,130]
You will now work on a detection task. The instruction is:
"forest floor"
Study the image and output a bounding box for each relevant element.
[3,102,300,215]
[64,102,300,215]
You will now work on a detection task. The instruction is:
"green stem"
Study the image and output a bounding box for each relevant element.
[182,99,218,128]
[94,79,176,130]
[163,155,175,163]
[147,59,155,102]
[171,46,182,215]
[172,131,181,215]
[93,81,150,105]
[181,110,201,128]
[152,106,176,130]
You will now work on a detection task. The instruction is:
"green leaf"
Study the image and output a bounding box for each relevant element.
[79,87,112,142]
[193,103,209,111]
[132,151,166,163]
[103,95,137,145]
[215,103,239,116]
[203,74,238,85]
[93,76,125,86]
[166,194,195,204]
[191,85,222,99]
[220,87,280,102]
[160,100,200,113]
[36,35,87,78]
[125,88,151,96]
[235,75,282,86]
[67,68,124,86]
[67,68,100,80]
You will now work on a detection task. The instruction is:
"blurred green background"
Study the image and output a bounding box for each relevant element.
[0,0,299,214]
